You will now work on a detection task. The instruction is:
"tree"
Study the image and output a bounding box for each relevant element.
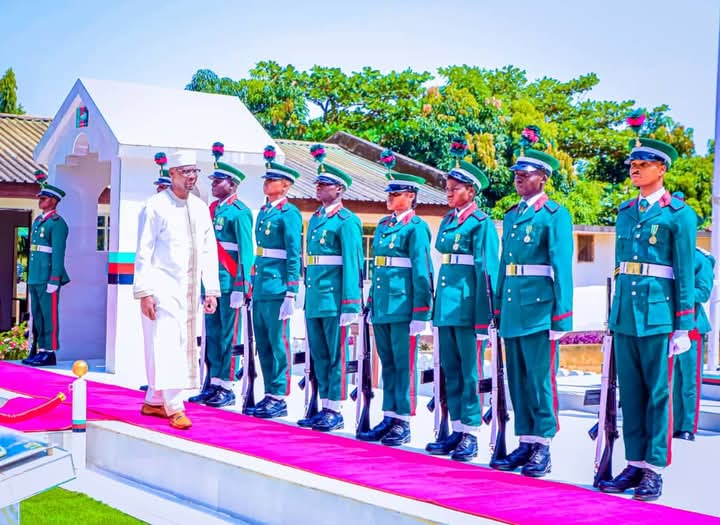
[0,68,24,114]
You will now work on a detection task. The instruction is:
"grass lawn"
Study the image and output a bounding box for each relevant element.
[20,487,146,524]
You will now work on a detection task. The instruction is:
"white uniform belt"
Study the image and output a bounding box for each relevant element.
[219,241,238,252]
[505,264,554,279]
[374,256,412,268]
[441,253,474,265]
[619,261,674,279]
[31,244,52,254]
[256,247,287,259]
[306,255,342,265]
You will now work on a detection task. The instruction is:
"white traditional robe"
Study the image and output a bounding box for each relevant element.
[134,190,220,391]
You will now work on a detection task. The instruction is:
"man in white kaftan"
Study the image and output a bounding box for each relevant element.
[134,150,220,429]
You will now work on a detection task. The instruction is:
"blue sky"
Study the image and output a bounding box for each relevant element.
[1,0,718,151]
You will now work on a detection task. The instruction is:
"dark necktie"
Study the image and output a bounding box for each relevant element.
[517,201,528,215]
[638,198,649,214]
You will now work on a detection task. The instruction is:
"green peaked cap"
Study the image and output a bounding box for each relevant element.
[626,138,678,167]
[317,162,352,188]
[448,159,490,190]
[511,148,560,173]
[211,161,246,184]
[38,183,66,200]
[265,161,300,182]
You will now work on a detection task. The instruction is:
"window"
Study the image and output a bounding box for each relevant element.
[97,215,110,251]
[576,234,594,263]
[362,225,376,280]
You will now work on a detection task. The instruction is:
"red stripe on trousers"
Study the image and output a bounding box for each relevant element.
[409,335,417,416]
[477,339,484,407]
[667,353,674,466]
[51,291,58,350]
[282,319,291,396]
[550,340,559,432]
[340,325,347,400]
[228,308,241,382]
[694,341,703,433]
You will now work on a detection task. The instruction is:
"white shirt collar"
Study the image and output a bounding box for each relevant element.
[268,196,286,208]
[393,209,413,222]
[41,210,54,219]
[639,187,666,206]
[219,194,235,207]
[520,192,545,211]
[324,202,342,215]
[455,201,474,217]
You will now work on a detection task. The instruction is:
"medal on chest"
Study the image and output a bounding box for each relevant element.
[40,227,45,239]
[320,230,328,245]
[649,224,658,245]
[264,220,271,236]
[215,217,224,231]
[524,225,533,243]
[389,233,397,250]
[453,233,461,251]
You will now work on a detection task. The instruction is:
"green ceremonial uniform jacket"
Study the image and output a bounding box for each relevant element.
[433,202,499,333]
[496,195,574,338]
[368,211,434,324]
[28,210,70,286]
[210,195,253,294]
[252,198,303,301]
[694,247,715,335]
[304,204,363,319]
[609,191,696,336]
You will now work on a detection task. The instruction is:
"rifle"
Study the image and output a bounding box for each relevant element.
[295,317,319,422]
[235,262,257,414]
[585,277,618,487]
[348,264,372,435]
[477,273,508,462]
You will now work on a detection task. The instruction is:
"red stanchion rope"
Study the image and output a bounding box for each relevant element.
[0,393,66,423]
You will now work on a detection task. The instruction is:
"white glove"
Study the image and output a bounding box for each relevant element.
[669,330,691,357]
[46,284,58,294]
[230,291,244,309]
[476,334,489,341]
[409,320,431,336]
[278,296,295,320]
[339,313,358,326]
[549,330,566,341]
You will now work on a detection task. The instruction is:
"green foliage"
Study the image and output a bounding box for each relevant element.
[0,68,24,114]
[186,62,708,227]
[0,322,29,360]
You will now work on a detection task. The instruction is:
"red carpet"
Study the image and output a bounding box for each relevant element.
[0,361,717,525]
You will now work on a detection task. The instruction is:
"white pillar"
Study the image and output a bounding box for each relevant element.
[708,23,720,372]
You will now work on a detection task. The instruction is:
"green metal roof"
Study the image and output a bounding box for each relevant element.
[278,139,447,205]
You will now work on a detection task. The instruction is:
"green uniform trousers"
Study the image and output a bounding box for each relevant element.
[374,322,419,416]
[615,333,673,467]
[439,326,481,427]
[252,299,290,397]
[205,293,242,382]
[673,332,703,434]
[307,316,350,401]
[505,331,559,438]
[29,284,60,351]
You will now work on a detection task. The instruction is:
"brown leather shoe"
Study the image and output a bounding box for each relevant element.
[141,403,168,418]
[169,412,192,430]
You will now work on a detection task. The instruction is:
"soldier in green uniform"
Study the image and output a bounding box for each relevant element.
[24,181,70,367]
[251,145,303,419]
[490,131,573,477]
[189,143,253,408]
[357,149,434,447]
[425,139,499,461]
[298,144,363,432]
[598,132,696,501]
[670,193,715,442]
